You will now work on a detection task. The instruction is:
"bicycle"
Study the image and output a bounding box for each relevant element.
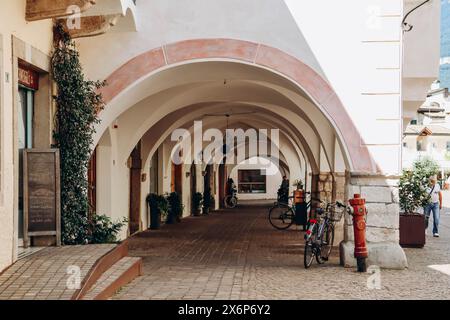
[303,201,346,269]
[268,193,321,230]
[224,186,238,209]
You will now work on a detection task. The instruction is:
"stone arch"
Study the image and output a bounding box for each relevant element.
[97,38,376,173]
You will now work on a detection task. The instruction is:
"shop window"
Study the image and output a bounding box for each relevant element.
[238,170,267,194]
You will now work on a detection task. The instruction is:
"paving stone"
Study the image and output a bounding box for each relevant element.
[0,244,116,300]
[111,201,450,300]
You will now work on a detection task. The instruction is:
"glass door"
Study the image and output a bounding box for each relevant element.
[18,87,34,245]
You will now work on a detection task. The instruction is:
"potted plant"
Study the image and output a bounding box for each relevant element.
[192,192,203,216]
[293,179,304,190]
[167,192,183,224]
[203,188,212,215]
[146,194,167,230]
[399,157,438,248]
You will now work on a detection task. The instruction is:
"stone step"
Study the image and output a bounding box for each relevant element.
[82,257,143,300]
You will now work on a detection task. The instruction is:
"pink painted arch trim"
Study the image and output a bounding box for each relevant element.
[99,38,375,173]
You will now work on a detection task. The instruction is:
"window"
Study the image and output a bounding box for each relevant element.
[238,170,267,194]
[417,139,427,152]
[446,141,450,152]
[410,119,418,125]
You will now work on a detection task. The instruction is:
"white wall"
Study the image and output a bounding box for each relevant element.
[78,0,405,175]
[0,0,53,272]
[229,158,282,200]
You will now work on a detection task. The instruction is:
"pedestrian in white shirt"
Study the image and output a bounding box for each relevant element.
[424,175,442,237]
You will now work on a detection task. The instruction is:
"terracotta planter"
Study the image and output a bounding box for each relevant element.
[400,213,426,248]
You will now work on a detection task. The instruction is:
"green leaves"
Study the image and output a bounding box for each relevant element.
[399,157,439,214]
[167,192,183,219]
[52,23,106,245]
[89,215,127,244]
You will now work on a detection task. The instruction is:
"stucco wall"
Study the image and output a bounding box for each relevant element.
[0,0,53,271]
[76,0,404,175]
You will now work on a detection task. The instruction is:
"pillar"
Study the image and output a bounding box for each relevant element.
[340,173,407,269]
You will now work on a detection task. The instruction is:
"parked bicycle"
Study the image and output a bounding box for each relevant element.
[268,192,322,230]
[303,201,346,269]
[224,179,238,209]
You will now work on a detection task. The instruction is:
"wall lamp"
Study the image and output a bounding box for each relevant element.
[402,0,431,32]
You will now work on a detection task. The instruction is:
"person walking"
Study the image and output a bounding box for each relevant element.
[278,176,289,204]
[424,175,442,237]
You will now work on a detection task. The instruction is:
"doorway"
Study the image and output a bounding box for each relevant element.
[18,87,34,245]
[171,163,183,195]
[129,142,142,235]
[190,163,197,215]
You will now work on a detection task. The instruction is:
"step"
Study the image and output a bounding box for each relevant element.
[72,241,129,300]
[82,257,143,300]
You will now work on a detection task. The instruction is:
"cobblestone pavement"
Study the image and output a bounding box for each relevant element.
[0,244,116,300]
[113,202,450,300]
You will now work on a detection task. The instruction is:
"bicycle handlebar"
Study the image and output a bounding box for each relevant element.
[335,201,345,208]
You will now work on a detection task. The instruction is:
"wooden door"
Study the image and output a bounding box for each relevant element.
[129,143,142,235]
[171,163,183,196]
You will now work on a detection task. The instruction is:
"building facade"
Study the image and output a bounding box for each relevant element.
[0,0,442,272]
[403,88,450,173]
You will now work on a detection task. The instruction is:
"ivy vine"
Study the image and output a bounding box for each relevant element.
[51,23,106,244]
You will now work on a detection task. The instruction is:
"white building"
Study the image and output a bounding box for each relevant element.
[403,87,450,172]
[0,0,442,272]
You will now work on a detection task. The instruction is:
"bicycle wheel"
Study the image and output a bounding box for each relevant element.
[304,240,315,269]
[229,196,237,208]
[224,196,237,209]
[268,205,295,230]
[317,224,335,264]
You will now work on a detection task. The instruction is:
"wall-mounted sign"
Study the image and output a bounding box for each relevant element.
[18,65,39,90]
[23,149,61,247]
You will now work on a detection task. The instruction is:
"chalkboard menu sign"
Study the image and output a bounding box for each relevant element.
[23,150,61,247]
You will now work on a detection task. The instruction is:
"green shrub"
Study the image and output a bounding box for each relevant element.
[89,215,127,244]
[52,23,106,244]
[412,156,439,179]
[399,157,439,214]
[203,187,212,209]
[147,194,168,218]
[167,192,183,221]
[192,192,203,210]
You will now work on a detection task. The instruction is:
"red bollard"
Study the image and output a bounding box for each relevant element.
[349,194,368,272]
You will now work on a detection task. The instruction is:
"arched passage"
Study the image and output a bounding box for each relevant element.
[90,38,406,270]
[95,38,376,173]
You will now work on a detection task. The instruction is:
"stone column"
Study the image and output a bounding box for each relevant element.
[318,172,333,203]
[310,174,320,201]
[340,173,408,270]
[333,172,346,245]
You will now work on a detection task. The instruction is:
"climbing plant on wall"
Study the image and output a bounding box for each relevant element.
[51,23,106,244]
